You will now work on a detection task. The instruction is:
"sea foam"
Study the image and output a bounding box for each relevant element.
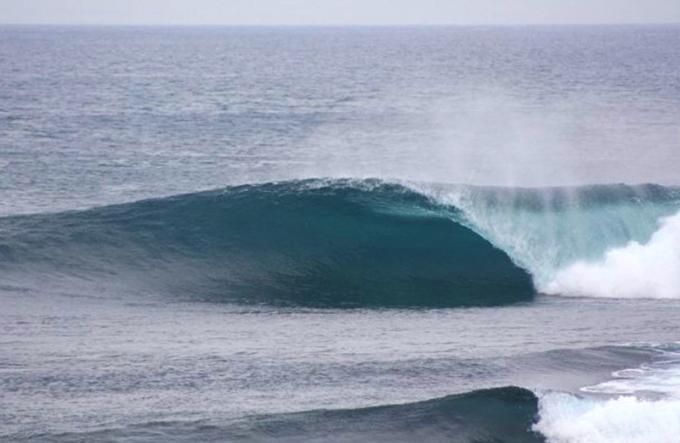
[546,210,680,299]
[534,393,680,443]
[535,346,680,443]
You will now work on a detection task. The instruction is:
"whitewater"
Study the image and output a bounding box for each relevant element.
[546,211,680,299]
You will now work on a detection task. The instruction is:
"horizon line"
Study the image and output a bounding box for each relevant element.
[2,21,680,28]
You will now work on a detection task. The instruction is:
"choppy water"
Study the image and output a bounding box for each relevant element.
[2,25,680,442]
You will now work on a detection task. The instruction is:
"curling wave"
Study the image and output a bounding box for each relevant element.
[2,178,680,305]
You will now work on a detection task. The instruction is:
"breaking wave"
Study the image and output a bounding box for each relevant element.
[2,178,679,305]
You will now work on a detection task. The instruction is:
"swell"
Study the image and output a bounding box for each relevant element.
[19,387,543,443]
[3,178,679,304]
[0,179,533,308]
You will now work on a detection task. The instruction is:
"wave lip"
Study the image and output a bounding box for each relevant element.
[0,179,534,308]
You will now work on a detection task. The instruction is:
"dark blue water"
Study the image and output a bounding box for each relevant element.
[2,25,680,442]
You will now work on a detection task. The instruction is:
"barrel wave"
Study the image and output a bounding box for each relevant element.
[0,179,533,308]
[4,178,680,305]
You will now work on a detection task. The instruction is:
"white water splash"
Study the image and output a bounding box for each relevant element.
[535,393,680,443]
[546,210,680,299]
[535,346,680,443]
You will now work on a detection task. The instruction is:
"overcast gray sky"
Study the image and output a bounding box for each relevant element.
[2,0,680,25]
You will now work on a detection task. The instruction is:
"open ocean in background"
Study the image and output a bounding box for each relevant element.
[2,25,680,442]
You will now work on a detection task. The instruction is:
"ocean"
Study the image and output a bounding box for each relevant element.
[2,25,680,442]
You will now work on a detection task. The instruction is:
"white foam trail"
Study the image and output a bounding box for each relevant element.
[534,393,680,443]
[535,346,680,443]
[546,210,680,299]
[582,347,680,397]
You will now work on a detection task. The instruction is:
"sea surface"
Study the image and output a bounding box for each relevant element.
[2,25,680,442]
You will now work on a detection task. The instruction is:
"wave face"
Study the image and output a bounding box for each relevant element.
[36,387,544,443]
[0,180,533,308]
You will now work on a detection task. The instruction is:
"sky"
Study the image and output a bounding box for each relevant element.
[2,0,680,26]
